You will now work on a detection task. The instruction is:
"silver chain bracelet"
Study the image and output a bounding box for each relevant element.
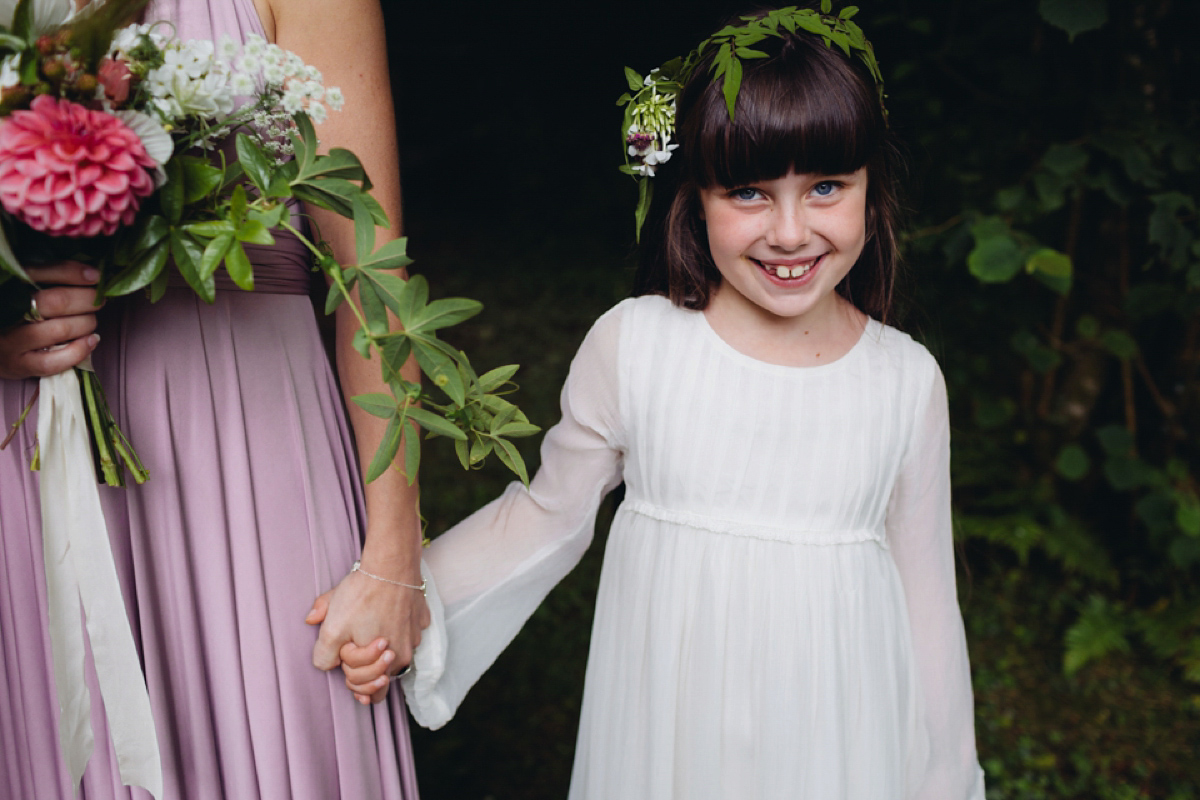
[350,560,427,596]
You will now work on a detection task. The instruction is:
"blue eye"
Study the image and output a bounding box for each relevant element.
[812,181,839,197]
[729,187,761,201]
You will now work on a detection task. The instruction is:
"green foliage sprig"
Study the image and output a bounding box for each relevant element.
[123,114,539,485]
[616,1,886,239]
[0,110,538,486]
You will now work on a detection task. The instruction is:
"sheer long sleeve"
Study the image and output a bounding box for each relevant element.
[886,365,987,800]
[402,305,626,729]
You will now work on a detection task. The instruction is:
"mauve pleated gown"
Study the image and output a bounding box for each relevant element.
[0,1,419,797]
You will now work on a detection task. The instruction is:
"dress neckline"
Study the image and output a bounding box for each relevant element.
[692,305,878,374]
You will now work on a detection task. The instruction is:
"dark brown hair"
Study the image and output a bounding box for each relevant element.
[634,14,902,322]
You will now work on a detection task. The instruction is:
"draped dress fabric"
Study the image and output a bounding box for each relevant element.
[0,1,419,797]
[404,295,986,799]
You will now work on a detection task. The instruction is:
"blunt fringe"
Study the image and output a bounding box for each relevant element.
[634,14,903,323]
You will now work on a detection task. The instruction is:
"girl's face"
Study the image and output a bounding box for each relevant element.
[699,168,867,330]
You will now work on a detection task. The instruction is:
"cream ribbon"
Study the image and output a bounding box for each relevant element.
[36,368,163,798]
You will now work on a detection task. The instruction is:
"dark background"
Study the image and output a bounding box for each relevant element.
[374,3,1200,798]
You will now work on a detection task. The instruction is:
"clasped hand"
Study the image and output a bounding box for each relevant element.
[0,262,103,381]
[307,559,430,705]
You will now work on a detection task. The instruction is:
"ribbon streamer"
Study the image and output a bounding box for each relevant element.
[37,369,163,798]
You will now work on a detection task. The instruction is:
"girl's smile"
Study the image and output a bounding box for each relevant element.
[699,168,867,335]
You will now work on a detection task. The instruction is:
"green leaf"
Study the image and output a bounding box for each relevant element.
[160,157,185,225]
[199,233,234,282]
[1042,143,1089,176]
[148,262,169,302]
[104,240,169,296]
[1039,0,1108,42]
[357,275,388,335]
[234,134,274,195]
[1055,444,1091,481]
[359,269,410,317]
[249,204,288,230]
[397,274,429,327]
[230,184,247,221]
[324,283,346,315]
[353,194,376,266]
[995,186,1027,212]
[224,241,253,291]
[412,336,466,407]
[400,416,420,484]
[351,327,372,359]
[498,421,541,438]
[350,393,397,419]
[407,407,468,440]
[0,221,31,283]
[1026,248,1072,294]
[1096,424,1133,455]
[1148,192,1195,270]
[358,237,412,272]
[1034,170,1069,212]
[185,220,237,239]
[1104,453,1154,491]
[179,156,224,204]
[129,214,170,254]
[408,297,482,334]
[968,234,1023,283]
[624,66,643,92]
[380,334,413,382]
[1175,490,1200,536]
[722,57,743,119]
[454,437,471,469]
[1010,330,1061,373]
[1100,329,1139,361]
[1075,315,1100,339]
[491,435,530,486]
[235,220,274,246]
[364,415,403,483]
[478,364,520,393]
[1063,595,1129,675]
[633,177,653,242]
[170,231,212,302]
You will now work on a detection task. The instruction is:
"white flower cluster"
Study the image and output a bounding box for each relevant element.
[143,37,236,123]
[625,72,678,176]
[234,34,343,122]
[225,34,345,162]
[108,23,167,62]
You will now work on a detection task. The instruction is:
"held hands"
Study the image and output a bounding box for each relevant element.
[0,262,103,380]
[306,554,430,705]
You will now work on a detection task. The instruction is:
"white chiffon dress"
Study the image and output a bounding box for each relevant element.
[402,294,986,800]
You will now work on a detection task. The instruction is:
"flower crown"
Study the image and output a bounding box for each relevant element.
[617,2,886,239]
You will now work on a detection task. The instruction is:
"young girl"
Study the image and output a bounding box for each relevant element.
[329,8,985,798]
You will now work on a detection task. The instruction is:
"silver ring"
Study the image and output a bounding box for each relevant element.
[23,296,44,323]
[392,664,413,680]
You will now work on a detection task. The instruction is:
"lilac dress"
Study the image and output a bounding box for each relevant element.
[0,1,420,797]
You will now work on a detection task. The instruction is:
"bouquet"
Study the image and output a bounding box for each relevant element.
[0,0,536,795]
[0,0,538,487]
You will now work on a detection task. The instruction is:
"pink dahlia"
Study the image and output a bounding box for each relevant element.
[0,95,157,238]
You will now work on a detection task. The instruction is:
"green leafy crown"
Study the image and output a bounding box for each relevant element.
[617,1,886,239]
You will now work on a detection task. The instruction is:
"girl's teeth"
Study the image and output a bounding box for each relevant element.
[773,263,812,279]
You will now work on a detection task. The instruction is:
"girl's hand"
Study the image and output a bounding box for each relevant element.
[306,558,430,704]
[0,262,103,380]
